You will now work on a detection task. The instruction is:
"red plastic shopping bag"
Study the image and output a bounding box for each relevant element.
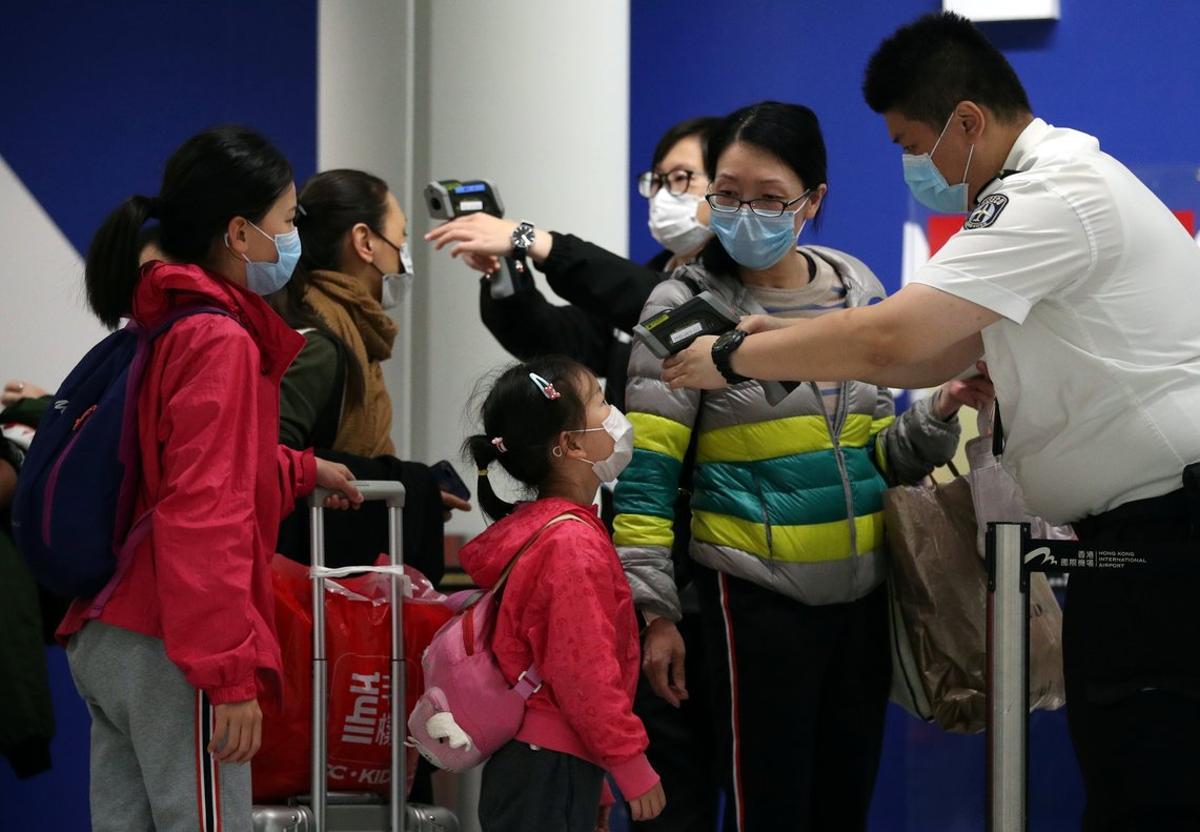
[253,555,453,801]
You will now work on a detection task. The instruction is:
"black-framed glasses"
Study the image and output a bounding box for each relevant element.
[637,168,704,198]
[704,189,812,218]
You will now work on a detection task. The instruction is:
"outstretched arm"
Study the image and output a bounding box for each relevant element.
[662,283,999,391]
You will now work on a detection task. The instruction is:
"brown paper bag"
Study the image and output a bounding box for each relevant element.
[883,475,1065,734]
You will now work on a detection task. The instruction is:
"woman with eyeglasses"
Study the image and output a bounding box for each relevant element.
[426,116,723,832]
[613,102,986,831]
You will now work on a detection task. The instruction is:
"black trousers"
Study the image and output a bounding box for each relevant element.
[1066,486,1200,831]
[694,566,890,832]
[631,610,720,832]
[478,741,604,832]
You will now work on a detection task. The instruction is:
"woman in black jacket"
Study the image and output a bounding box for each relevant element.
[270,169,470,582]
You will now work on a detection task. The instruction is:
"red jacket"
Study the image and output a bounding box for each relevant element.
[458,498,658,801]
[58,262,316,705]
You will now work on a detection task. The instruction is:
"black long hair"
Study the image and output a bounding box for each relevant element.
[699,102,828,279]
[84,125,293,329]
[463,357,590,521]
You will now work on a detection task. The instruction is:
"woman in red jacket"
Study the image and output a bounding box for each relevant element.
[460,356,665,832]
[58,126,361,832]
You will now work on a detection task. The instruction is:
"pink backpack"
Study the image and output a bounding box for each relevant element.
[407,513,586,771]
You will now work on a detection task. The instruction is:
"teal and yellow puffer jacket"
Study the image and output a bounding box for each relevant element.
[613,246,961,618]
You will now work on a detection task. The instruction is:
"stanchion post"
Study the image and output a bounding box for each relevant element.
[986,521,1030,832]
[311,500,327,831]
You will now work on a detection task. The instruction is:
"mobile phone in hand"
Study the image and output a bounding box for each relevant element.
[431,459,471,502]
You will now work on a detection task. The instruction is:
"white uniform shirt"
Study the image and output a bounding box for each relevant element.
[911,118,1200,523]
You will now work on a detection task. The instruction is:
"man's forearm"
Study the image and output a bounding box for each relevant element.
[730,305,985,389]
[731,306,900,385]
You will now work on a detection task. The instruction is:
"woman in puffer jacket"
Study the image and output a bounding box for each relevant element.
[613,102,988,832]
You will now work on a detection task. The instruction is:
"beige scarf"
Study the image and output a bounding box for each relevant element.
[304,270,398,456]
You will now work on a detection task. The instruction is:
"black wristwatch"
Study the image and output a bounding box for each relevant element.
[511,221,536,259]
[712,329,750,384]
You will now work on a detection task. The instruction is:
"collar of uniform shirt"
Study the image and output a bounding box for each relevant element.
[974,168,1022,206]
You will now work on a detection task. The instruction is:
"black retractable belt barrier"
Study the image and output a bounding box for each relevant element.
[984,521,1200,832]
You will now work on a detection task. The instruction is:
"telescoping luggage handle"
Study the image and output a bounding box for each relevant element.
[985,521,1200,832]
[309,481,406,832]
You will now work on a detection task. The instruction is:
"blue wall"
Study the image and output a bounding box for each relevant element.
[0,3,316,829]
[629,1,1200,829]
[0,1,318,255]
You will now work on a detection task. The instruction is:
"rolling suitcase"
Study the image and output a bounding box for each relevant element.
[253,481,459,831]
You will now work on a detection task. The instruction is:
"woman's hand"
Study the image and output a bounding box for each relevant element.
[315,459,363,510]
[641,617,688,707]
[426,213,518,258]
[2,379,47,406]
[595,803,611,832]
[440,490,471,522]
[210,698,263,763]
[931,361,995,420]
[425,214,553,268]
[628,782,666,822]
[661,335,727,391]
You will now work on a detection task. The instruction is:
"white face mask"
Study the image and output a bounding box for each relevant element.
[379,242,414,310]
[569,405,634,483]
[648,190,712,255]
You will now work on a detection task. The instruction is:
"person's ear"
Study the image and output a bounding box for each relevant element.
[957,101,987,143]
[224,217,251,255]
[804,184,828,221]
[557,430,589,462]
[349,222,375,265]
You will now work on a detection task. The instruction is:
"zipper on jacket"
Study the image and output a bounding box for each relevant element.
[822,383,860,580]
[752,472,774,564]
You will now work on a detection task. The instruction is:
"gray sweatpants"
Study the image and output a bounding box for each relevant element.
[67,621,251,832]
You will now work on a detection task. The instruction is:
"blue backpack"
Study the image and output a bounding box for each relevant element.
[12,306,230,602]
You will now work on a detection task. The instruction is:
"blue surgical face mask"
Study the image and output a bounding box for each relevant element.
[902,112,975,214]
[709,198,808,271]
[226,221,301,295]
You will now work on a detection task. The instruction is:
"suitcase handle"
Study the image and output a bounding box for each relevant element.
[309,480,407,831]
[310,480,407,508]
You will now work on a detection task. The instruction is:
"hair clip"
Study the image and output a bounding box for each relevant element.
[529,372,561,401]
[491,436,508,453]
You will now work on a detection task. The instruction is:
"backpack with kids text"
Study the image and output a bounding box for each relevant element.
[407,512,586,772]
[12,306,232,603]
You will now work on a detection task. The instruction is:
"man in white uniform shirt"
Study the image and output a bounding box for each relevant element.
[662,12,1200,830]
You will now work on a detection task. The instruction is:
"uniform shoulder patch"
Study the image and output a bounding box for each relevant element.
[964,194,1009,229]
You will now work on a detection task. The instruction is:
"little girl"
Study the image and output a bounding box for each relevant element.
[459,356,665,831]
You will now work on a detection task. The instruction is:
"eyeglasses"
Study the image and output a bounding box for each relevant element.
[637,169,705,198]
[704,189,812,218]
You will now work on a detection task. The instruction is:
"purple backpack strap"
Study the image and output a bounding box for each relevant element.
[145,304,234,339]
[490,512,587,702]
[512,666,543,699]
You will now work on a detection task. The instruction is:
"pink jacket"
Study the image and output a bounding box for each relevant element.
[458,497,658,800]
[58,262,315,705]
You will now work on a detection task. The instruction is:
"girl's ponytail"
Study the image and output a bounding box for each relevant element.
[465,433,517,521]
[84,194,158,329]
